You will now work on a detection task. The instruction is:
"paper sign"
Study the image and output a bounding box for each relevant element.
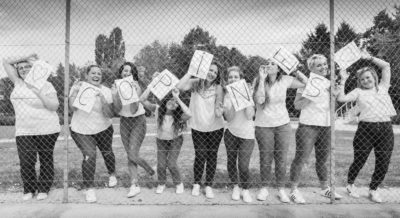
[226,79,254,111]
[24,60,53,89]
[334,41,361,70]
[72,82,100,113]
[115,76,139,105]
[149,69,179,100]
[187,50,214,79]
[302,73,331,102]
[272,47,299,74]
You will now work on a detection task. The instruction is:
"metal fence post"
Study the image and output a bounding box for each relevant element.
[329,0,336,204]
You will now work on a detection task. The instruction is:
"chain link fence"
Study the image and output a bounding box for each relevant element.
[0,0,399,205]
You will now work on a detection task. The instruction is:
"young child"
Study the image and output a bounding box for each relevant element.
[140,87,192,194]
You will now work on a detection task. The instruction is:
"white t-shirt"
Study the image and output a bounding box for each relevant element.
[70,85,113,134]
[11,81,61,136]
[119,102,145,117]
[224,94,255,139]
[346,84,396,122]
[297,87,330,126]
[188,85,224,132]
[254,75,294,127]
[155,106,183,140]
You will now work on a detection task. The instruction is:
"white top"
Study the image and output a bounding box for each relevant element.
[346,84,396,122]
[297,87,330,126]
[254,75,294,127]
[70,85,113,134]
[224,94,255,139]
[188,85,224,132]
[11,81,61,136]
[155,106,183,140]
[119,102,145,117]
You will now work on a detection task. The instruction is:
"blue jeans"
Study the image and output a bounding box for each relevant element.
[255,124,291,188]
[157,135,183,185]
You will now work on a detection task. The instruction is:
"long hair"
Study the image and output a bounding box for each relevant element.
[117,62,139,81]
[356,66,379,91]
[157,93,186,136]
[192,60,222,93]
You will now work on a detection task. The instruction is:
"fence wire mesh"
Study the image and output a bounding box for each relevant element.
[0,0,399,205]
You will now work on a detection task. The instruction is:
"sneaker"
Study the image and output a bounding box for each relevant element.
[242,189,253,203]
[369,190,383,203]
[257,187,269,201]
[278,189,290,203]
[156,184,166,194]
[22,193,33,201]
[192,184,200,196]
[232,185,241,201]
[290,189,306,204]
[108,175,117,187]
[36,192,48,201]
[85,189,97,203]
[205,186,215,199]
[320,187,343,200]
[176,183,184,194]
[346,184,360,198]
[127,184,141,198]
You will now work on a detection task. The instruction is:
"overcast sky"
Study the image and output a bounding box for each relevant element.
[0,0,397,77]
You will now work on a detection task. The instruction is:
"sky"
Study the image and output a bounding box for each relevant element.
[0,0,398,77]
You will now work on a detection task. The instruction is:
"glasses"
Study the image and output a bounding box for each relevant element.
[17,65,32,71]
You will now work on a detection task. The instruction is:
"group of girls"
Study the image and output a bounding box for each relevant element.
[2,49,395,204]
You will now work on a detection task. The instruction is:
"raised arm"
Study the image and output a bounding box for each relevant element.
[289,70,308,89]
[176,72,200,91]
[370,55,390,87]
[336,70,358,103]
[253,67,268,105]
[2,53,37,83]
[139,86,157,112]
[172,88,192,121]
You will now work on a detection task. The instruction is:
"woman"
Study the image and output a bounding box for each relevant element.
[253,58,307,203]
[3,54,60,201]
[112,62,155,198]
[177,60,224,199]
[69,65,116,203]
[337,52,395,203]
[288,54,342,204]
[223,66,255,203]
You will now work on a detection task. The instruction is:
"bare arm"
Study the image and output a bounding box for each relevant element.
[139,87,157,112]
[336,70,358,103]
[172,88,192,121]
[372,56,391,87]
[244,105,255,120]
[176,72,200,91]
[2,54,37,83]
[26,83,59,111]
[214,85,224,117]
[98,92,114,118]
[289,71,308,89]
[294,92,311,110]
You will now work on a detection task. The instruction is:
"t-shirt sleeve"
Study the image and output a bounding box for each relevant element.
[296,87,305,94]
[42,82,57,96]
[283,75,294,88]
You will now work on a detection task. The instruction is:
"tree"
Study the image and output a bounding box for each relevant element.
[335,21,359,49]
[94,27,126,69]
[182,26,216,48]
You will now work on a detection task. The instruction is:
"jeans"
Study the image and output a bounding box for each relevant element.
[255,124,291,188]
[157,135,183,185]
[348,121,394,190]
[16,133,59,194]
[120,115,155,184]
[289,124,330,188]
[71,126,115,189]
[224,129,255,189]
[192,128,224,187]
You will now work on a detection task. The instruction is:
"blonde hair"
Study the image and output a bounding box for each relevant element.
[226,66,243,79]
[307,54,327,72]
[356,67,379,90]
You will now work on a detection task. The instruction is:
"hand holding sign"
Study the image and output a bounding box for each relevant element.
[226,79,254,111]
[188,50,214,79]
[115,76,139,105]
[272,47,299,74]
[302,73,330,103]
[24,60,54,89]
[334,41,361,70]
[72,82,100,113]
[149,69,179,100]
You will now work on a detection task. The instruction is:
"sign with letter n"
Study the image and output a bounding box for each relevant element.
[226,79,254,111]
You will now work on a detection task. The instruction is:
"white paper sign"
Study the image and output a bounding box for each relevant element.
[115,76,139,105]
[302,73,331,102]
[334,41,361,70]
[72,82,100,113]
[226,79,254,111]
[149,69,179,100]
[272,47,299,74]
[187,50,214,79]
[24,60,53,89]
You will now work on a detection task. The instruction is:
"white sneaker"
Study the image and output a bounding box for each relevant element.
[192,184,200,196]
[205,186,214,199]
[346,184,360,198]
[108,175,117,187]
[85,189,97,203]
[257,187,269,201]
[36,192,48,201]
[278,189,290,203]
[369,189,383,203]
[156,184,166,194]
[127,184,141,198]
[320,187,343,200]
[242,189,253,203]
[22,193,33,201]
[290,189,306,204]
[231,185,241,201]
[176,183,184,194]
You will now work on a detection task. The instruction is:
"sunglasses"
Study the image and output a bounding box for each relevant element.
[17,65,32,71]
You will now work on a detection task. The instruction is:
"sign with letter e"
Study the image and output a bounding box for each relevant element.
[226,79,254,111]
[187,50,214,79]
[149,69,179,100]
[272,47,299,74]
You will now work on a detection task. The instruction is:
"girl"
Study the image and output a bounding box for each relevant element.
[140,87,191,194]
[337,52,396,203]
[3,54,60,201]
[288,54,342,204]
[177,60,224,199]
[223,66,255,203]
[69,65,116,203]
[253,58,307,203]
[112,62,155,198]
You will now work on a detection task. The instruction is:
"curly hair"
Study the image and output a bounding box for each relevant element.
[117,62,139,81]
[157,93,187,136]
